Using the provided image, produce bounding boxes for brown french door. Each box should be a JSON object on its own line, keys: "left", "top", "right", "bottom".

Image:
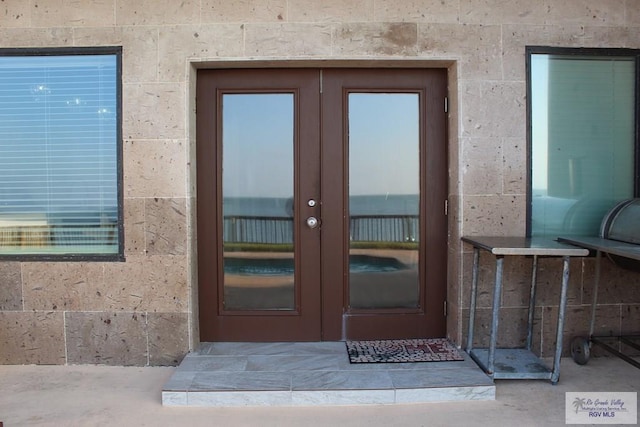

{"left": 197, "top": 68, "right": 447, "bottom": 342}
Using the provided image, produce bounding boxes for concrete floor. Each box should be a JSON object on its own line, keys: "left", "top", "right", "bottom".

{"left": 0, "top": 356, "right": 638, "bottom": 427}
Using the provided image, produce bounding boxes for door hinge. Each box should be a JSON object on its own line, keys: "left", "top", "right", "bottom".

{"left": 443, "top": 300, "right": 447, "bottom": 317}
{"left": 444, "top": 199, "right": 448, "bottom": 216}
{"left": 444, "top": 96, "right": 448, "bottom": 113}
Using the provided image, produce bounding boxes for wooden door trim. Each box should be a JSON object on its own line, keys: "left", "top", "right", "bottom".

{"left": 320, "top": 68, "right": 448, "bottom": 340}
{"left": 196, "top": 69, "right": 322, "bottom": 341}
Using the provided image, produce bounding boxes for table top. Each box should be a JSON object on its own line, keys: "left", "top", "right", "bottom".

{"left": 461, "top": 236, "right": 590, "bottom": 257}
{"left": 558, "top": 236, "right": 640, "bottom": 261}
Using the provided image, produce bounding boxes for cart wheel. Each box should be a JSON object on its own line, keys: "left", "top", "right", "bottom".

{"left": 571, "top": 336, "right": 590, "bottom": 365}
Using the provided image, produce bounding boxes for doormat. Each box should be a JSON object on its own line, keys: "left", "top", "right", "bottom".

{"left": 346, "top": 338, "right": 465, "bottom": 363}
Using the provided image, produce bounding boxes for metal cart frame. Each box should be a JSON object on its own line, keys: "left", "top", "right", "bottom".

{"left": 462, "top": 236, "right": 589, "bottom": 384}
{"left": 558, "top": 236, "right": 640, "bottom": 369}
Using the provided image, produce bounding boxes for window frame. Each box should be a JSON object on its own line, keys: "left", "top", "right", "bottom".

{"left": 525, "top": 46, "right": 640, "bottom": 237}
{"left": 0, "top": 46, "right": 124, "bottom": 262}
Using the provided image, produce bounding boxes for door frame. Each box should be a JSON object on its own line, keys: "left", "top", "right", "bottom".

{"left": 195, "top": 64, "right": 449, "bottom": 342}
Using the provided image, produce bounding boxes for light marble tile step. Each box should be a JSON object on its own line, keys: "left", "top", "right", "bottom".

{"left": 163, "top": 385, "right": 496, "bottom": 407}
{"left": 162, "top": 342, "right": 496, "bottom": 407}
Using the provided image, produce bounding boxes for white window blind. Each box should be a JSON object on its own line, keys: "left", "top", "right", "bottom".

{"left": 0, "top": 52, "right": 120, "bottom": 256}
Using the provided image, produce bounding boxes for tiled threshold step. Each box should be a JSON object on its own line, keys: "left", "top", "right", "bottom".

{"left": 162, "top": 342, "right": 495, "bottom": 407}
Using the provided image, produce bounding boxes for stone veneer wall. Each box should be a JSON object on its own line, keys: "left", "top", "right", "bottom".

{"left": 0, "top": 0, "right": 639, "bottom": 365}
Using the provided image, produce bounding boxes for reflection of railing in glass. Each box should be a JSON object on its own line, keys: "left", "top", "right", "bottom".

{"left": 0, "top": 211, "right": 118, "bottom": 250}
{"left": 350, "top": 215, "right": 418, "bottom": 242}
{"left": 0, "top": 223, "right": 117, "bottom": 248}
{"left": 223, "top": 216, "right": 293, "bottom": 244}
{"left": 222, "top": 215, "right": 419, "bottom": 244}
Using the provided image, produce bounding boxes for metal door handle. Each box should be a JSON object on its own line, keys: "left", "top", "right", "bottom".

{"left": 306, "top": 217, "right": 319, "bottom": 229}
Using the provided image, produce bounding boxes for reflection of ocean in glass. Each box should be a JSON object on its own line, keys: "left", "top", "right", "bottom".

{"left": 223, "top": 195, "right": 418, "bottom": 217}
{"left": 224, "top": 254, "right": 406, "bottom": 276}
{"left": 223, "top": 197, "right": 293, "bottom": 217}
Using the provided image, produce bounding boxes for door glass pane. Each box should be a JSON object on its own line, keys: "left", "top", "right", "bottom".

{"left": 530, "top": 54, "right": 635, "bottom": 237}
{"left": 222, "top": 94, "right": 295, "bottom": 310}
{"left": 348, "top": 93, "right": 420, "bottom": 309}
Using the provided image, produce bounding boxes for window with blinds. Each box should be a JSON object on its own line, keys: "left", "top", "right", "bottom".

{"left": 0, "top": 48, "right": 122, "bottom": 259}
{"left": 527, "top": 47, "right": 639, "bottom": 238}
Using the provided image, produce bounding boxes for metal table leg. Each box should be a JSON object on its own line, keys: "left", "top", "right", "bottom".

{"left": 466, "top": 248, "right": 480, "bottom": 352}
{"left": 551, "top": 255, "right": 570, "bottom": 384}
{"left": 589, "top": 250, "right": 602, "bottom": 339}
{"left": 526, "top": 255, "right": 539, "bottom": 351}
{"left": 487, "top": 255, "right": 504, "bottom": 375}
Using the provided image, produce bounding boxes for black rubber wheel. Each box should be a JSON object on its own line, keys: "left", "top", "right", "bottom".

{"left": 571, "top": 336, "right": 590, "bottom": 365}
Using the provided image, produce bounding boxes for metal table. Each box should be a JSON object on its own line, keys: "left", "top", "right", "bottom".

{"left": 462, "top": 236, "right": 589, "bottom": 384}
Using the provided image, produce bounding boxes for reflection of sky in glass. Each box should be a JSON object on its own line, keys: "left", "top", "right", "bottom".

{"left": 531, "top": 55, "right": 549, "bottom": 194}
{"left": 0, "top": 54, "right": 117, "bottom": 215}
{"left": 221, "top": 92, "right": 420, "bottom": 200}
{"left": 349, "top": 93, "right": 419, "bottom": 196}
{"left": 222, "top": 94, "right": 294, "bottom": 198}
